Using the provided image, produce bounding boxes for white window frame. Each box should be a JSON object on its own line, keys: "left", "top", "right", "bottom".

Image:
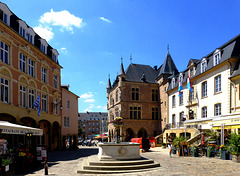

{"left": 1, "top": 41, "right": 9, "bottom": 64}
{"left": 1, "top": 78, "right": 9, "bottom": 103}
{"left": 19, "top": 53, "right": 26, "bottom": 73}
{"left": 215, "top": 103, "right": 221, "bottom": 116}
{"left": 28, "top": 59, "right": 35, "bottom": 77}
{"left": 215, "top": 75, "right": 221, "bottom": 93}
{"left": 189, "top": 87, "right": 194, "bottom": 101}
{"left": 29, "top": 89, "right": 35, "bottom": 109}
{"left": 202, "top": 107, "right": 207, "bottom": 118}
{"left": 53, "top": 98, "right": 59, "bottom": 115}
{"left": 172, "top": 95, "right": 176, "bottom": 108}
{"left": 213, "top": 50, "right": 221, "bottom": 66}
{"left": 20, "top": 85, "right": 27, "bottom": 107}
{"left": 42, "top": 67, "right": 47, "bottom": 83}
{"left": 53, "top": 74, "right": 58, "bottom": 89}
{"left": 172, "top": 78, "right": 175, "bottom": 89}
{"left": 42, "top": 94, "right": 47, "bottom": 112}
{"left": 202, "top": 81, "right": 207, "bottom": 98}
{"left": 40, "top": 39, "right": 48, "bottom": 54}
{"left": 179, "top": 91, "right": 183, "bottom": 105}
{"left": 201, "top": 58, "right": 207, "bottom": 73}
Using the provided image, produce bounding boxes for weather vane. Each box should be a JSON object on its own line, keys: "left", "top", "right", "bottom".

{"left": 130, "top": 54, "right": 132, "bottom": 63}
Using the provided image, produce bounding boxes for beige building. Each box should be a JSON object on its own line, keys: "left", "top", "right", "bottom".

{"left": 61, "top": 85, "right": 79, "bottom": 148}
{"left": 164, "top": 35, "right": 240, "bottom": 143}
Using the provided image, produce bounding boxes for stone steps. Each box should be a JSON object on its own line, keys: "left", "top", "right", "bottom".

{"left": 77, "top": 155, "right": 160, "bottom": 174}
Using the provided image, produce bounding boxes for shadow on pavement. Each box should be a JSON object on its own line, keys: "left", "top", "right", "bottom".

{"left": 15, "top": 147, "right": 98, "bottom": 175}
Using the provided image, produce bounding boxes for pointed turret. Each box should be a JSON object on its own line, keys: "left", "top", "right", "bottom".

{"left": 118, "top": 57, "right": 125, "bottom": 88}
{"left": 119, "top": 57, "right": 125, "bottom": 76}
{"left": 157, "top": 51, "right": 178, "bottom": 81}
{"left": 107, "top": 74, "right": 111, "bottom": 99}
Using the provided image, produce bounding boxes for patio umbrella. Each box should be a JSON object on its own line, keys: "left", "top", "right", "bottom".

{"left": 94, "top": 134, "right": 100, "bottom": 137}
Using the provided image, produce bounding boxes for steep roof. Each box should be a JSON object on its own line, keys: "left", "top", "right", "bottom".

{"left": 158, "top": 52, "right": 178, "bottom": 77}
{"left": 125, "top": 63, "right": 158, "bottom": 83}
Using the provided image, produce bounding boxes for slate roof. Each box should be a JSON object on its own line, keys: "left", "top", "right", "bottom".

{"left": 125, "top": 63, "right": 158, "bottom": 84}
{"left": 168, "top": 34, "right": 240, "bottom": 92}
{"left": 158, "top": 52, "right": 179, "bottom": 77}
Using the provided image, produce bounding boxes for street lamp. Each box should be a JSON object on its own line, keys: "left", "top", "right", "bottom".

{"left": 26, "top": 131, "right": 33, "bottom": 148}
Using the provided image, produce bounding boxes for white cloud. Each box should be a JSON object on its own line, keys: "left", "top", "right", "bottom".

{"left": 33, "top": 24, "right": 54, "bottom": 41}
{"left": 103, "top": 106, "right": 107, "bottom": 110}
{"left": 84, "top": 104, "right": 94, "bottom": 112}
{"left": 81, "top": 92, "right": 93, "bottom": 99}
{"left": 58, "top": 47, "right": 68, "bottom": 54}
{"left": 40, "top": 9, "right": 85, "bottom": 33}
{"left": 99, "top": 17, "right": 112, "bottom": 23}
{"left": 97, "top": 106, "right": 102, "bottom": 109}
{"left": 84, "top": 99, "right": 95, "bottom": 103}
{"left": 99, "top": 81, "right": 104, "bottom": 85}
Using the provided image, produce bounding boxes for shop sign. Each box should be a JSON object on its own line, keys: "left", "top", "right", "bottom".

{"left": 0, "top": 128, "right": 43, "bottom": 136}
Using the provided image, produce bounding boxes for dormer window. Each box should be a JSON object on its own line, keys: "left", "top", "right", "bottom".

{"left": 213, "top": 49, "right": 221, "bottom": 66}
{"left": 172, "top": 78, "right": 175, "bottom": 89}
{"left": 51, "top": 49, "right": 59, "bottom": 63}
{"left": 179, "top": 73, "right": 183, "bottom": 83}
{"left": 26, "top": 33, "right": 32, "bottom": 43}
{"left": 190, "top": 68, "right": 194, "bottom": 77}
{"left": 201, "top": 58, "right": 207, "bottom": 73}
{"left": 0, "top": 4, "right": 12, "bottom": 25}
{"left": 40, "top": 39, "right": 48, "bottom": 54}
{"left": 19, "top": 26, "right": 25, "bottom": 38}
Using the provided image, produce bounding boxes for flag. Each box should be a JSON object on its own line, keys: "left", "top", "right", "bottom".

{"left": 33, "top": 94, "right": 41, "bottom": 116}
{"left": 187, "top": 75, "right": 193, "bottom": 92}
{"left": 178, "top": 77, "right": 183, "bottom": 97}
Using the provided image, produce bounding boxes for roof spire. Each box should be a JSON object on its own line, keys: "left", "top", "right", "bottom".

{"left": 107, "top": 73, "right": 111, "bottom": 89}
{"left": 130, "top": 54, "right": 132, "bottom": 63}
{"left": 119, "top": 57, "right": 125, "bottom": 76}
{"left": 167, "top": 44, "right": 169, "bottom": 53}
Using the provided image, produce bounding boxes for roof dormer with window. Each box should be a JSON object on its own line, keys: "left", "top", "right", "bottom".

{"left": 0, "top": 3, "right": 12, "bottom": 26}
{"left": 26, "top": 28, "right": 35, "bottom": 44}
{"left": 172, "top": 78, "right": 175, "bottom": 89}
{"left": 40, "top": 39, "right": 48, "bottom": 55}
{"left": 51, "top": 49, "right": 59, "bottom": 63}
{"left": 201, "top": 58, "right": 207, "bottom": 73}
{"left": 18, "top": 20, "right": 28, "bottom": 38}
{"left": 213, "top": 49, "right": 221, "bottom": 66}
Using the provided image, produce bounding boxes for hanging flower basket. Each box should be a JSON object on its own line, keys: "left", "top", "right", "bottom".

{"left": 111, "top": 117, "right": 123, "bottom": 126}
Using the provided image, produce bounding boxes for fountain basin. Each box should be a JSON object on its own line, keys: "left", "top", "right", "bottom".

{"left": 98, "top": 142, "right": 141, "bottom": 161}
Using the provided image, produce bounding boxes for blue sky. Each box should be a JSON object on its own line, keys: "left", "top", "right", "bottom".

{"left": 4, "top": 0, "right": 240, "bottom": 112}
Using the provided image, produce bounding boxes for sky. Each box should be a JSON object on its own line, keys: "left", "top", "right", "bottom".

{"left": 3, "top": 0, "right": 240, "bottom": 113}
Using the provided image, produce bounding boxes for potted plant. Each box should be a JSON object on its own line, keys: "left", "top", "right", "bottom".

{"left": 2, "top": 158, "right": 12, "bottom": 173}
{"left": 207, "top": 130, "right": 219, "bottom": 145}
{"left": 173, "top": 136, "right": 186, "bottom": 156}
{"left": 229, "top": 133, "right": 240, "bottom": 162}
{"left": 191, "top": 144, "right": 199, "bottom": 157}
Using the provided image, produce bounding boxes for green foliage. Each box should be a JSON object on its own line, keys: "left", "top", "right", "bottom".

{"left": 78, "top": 128, "right": 83, "bottom": 137}
{"left": 162, "top": 143, "right": 166, "bottom": 146}
{"left": 206, "top": 130, "right": 219, "bottom": 141}
{"left": 2, "top": 158, "right": 11, "bottom": 166}
{"left": 229, "top": 133, "right": 240, "bottom": 155}
{"left": 173, "top": 136, "right": 186, "bottom": 147}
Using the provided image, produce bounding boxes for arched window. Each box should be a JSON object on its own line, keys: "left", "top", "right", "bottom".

{"left": 213, "top": 49, "right": 221, "bottom": 66}
{"left": 201, "top": 58, "right": 207, "bottom": 73}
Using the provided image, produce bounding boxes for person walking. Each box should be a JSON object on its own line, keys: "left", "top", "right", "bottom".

{"left": 168, "top": 135, "right": 173, "bottom": 158}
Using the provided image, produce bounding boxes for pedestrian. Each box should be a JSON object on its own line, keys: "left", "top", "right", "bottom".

{"left": 168, "top": 135, "right": 173, "bottom": 158}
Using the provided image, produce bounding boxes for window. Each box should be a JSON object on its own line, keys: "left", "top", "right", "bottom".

{"left": 1, "top": 78, "right": 9, "bottom": 103}
{"left": 3, "top": 13, "right": 7, "bottom": 24}
{"left": 202, "top": 81, "right": 207, "bottom": 98}
{"left": 152, "top": 107, "right": 159, "bottom": 120}
{"left": 20, "top": 85, "right": 27, "bottom": 107}
{"left": 215, "top": 75, "right": 221, "bottom": 93}
{"left": 116, "top": 89, "right": 118, "bottom": 102}
{"left": 190, "top": 68, "right": 194, "bottom": 77}
{"left": 19, "top": 26, "right": 25, "bottom": 38}
{"left": 89, "top": 122, "right": 91, "bottom": 126}
{"left": 189, "top": 87, "right": 194, "bottom": 101}
{"left": 201, "top": 59, "right": 207, "bottom": 73}
{"left": 130, "top": 106, "right": 141, "bottom": 119}
{"left": 180, "top": 112, "right": 185, "bottom": 121}
{"left": 42, "top": 94, "right": 47, "bottom": 112}
{"left": 1, "top": 41, "right": 9, "bottom": 64}
{"left": 179, "top": 91, "right": 183, "bottom": 105}
{"left": 202, "top": 107, "right": 207, "bottom": 118}
{"left": 172, "top": 95, "right": 176, "bottom": 107}
{"left": 83, "top": 124, "right": 85, "bottom": 128}
{"left": 52, "top": 53, "right": 57, "bottom": 62}
{"left": 26, "top": 33, "right": 33, "bottom": 43}
{"left": 97, "top": 128, "right": 99, "bottom": 132}
{"left": 29, "top": 89, "right": 35, "bottom": 109}
{"left": 42, "top": 67, "right": 47, "bottom": 83}
{"left": 53, "top": 98, "right": 59, "bottom": 115}
{"left": 67, "top": 101, "right": 70, "bottom": 109}
{"left": 172, "top": 114, "right": 176, "bottom": 128}
{"left": 152, "top": 89, "right": 159, "bottom": 101}
{"left": 64, "top": 117, "right": 67, "bottom": 127}
{"left": 93, "top": 123, "right": 95, "bottom": 127}
{"left": 19, "top": 53, "right": 26, "bottom": 73}
{"left": 96, "top": 122, "right": 99, "bottom": 126}
{"left": 53, "top": 74, "right": 58, "bottom": 89}
{"left": 67, "top": 117, "right": 70, "bottom": 127}
{"left": 172, "top": 78, "right": 175, "bottom": 89}
{"left": 214, "top": 51, "right": 221, "bottom": 66}
{"left": 28, "top": 59, "right": 35, "bottom": 77}
{"left": 41, "top": 44, "right": 46, "bottom": 53}
{"left": 215, "top": 103, "right": 221, "bottom": 116}
{"left": 131, "top": 88, "right": 139, "bottom": 100}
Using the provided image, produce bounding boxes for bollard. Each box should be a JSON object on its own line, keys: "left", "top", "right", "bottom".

{"left": 44, "top": 159, "right": 48, "bottom": 175}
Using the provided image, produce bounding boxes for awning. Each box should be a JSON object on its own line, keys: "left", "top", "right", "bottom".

{"left": 184, "top": 118, "right": 213, "bottom": 125}
{"left": 212, "top": 124, "right": 240, "bottom": 130}
{"left": 0, "top": 121, "right": 43, "bottom": 136}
